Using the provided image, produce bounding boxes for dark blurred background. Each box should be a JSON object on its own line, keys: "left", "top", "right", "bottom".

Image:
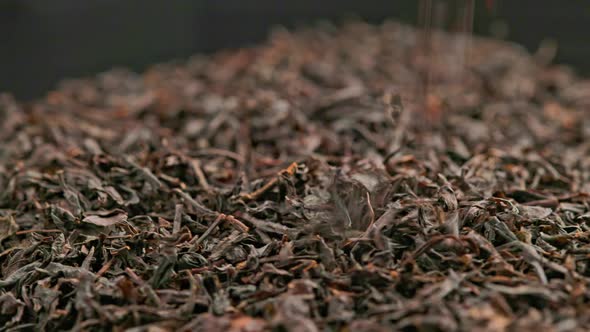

{"left": 1, "top": 0, "right": 589, "bottom": 100}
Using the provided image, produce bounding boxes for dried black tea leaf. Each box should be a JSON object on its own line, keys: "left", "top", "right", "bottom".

{"left": 1, "top": 20, "right": 590, "bottom": 331}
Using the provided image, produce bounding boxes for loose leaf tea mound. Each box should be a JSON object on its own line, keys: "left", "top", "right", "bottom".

{"left": 2, "top": 21, "right": 590, "bottom": 331}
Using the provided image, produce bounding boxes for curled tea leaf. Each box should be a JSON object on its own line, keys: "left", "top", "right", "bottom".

{"left": 82, "top": 212, "right": 128, "bottom": 227}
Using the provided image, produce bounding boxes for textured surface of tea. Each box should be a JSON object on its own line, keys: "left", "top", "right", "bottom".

{"left": 2, "top": 21, "right": 590, "bottom": 331}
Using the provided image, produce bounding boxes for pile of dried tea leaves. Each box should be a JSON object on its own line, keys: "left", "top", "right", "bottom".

{"left": 2, "top": 21, "right": 590, "bottom": 331}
